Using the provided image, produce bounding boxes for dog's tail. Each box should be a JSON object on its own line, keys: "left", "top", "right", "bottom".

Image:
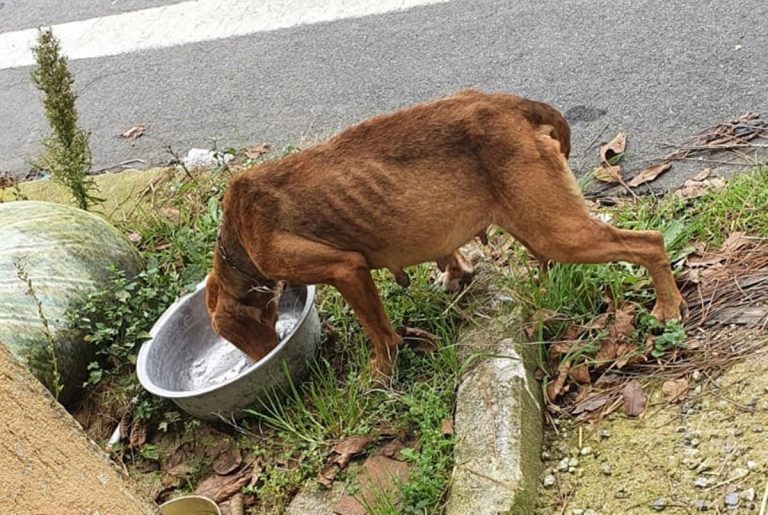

{"left": 519, "top": 99, "right": 571, "bottom": 158}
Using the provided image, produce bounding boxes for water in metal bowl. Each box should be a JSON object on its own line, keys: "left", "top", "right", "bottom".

{"left": 137, "top": 280, "right": 320, "bottom": 420}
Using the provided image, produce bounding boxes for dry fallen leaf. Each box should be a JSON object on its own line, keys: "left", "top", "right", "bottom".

{"left": 662, "top": 378, "right": 689, "bottom": 403}
{"left": 441, "top": 418, "right": 454, "bottom": 437}
{"left": 593, "top": 164, "right": 622, "bottom": 184}
{"left": 0, "top": 172, "right": 16, "bottom": 189}
{"left": 622, "top": 380, "right": 646, "bottom": 417}
{"left": 128, "top": 419, "right": 147, "bottom": 450}
{"left": 627, "top": 162, "right": 672, "bottom": 188}
{"left": 161, "top": 207, "right": 181, "bottom": 224}
{"left": 213, "top": 448, "right": 243, "bottom": 476}
{"left": 676, "top": 177, "right": 726, "bottom": 199}
{"left": 379, "top": 438, "right": 406, "bottom": 460}
{"left": 331, "top": 435, "right": 373, "bottom": 469}
{"left": 571, "top": 392, "right": 612, "bottom": 415}
{"left": 600, "top": 133, "right": 627, "bottom": 164}
{"left": 333, "top": 456, "right": 409, "bottom": 515}
{"left": 120, "top": 125, "right": 145, "bottom": 140}
{"left": 195, "top": 468, "right": 251, "bottom": 503}
{"left": 569, "top": 364, "right": 591, "bottom": 385}
{"left": 692, "top": 168, "right": 711, "bottom": 181}
{"left": 244, "top": 144, "right": 271, "bottom": 159}
{"left": 546, "top": 362, "right": 571, "bottom": 402}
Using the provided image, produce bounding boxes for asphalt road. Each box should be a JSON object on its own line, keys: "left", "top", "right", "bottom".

{"left": 1, "top": 0, "right": 766, "bottom": 189}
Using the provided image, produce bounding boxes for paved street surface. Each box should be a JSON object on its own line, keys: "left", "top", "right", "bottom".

{"left": 0, "top": 0, "right": 765, "bottom": 189}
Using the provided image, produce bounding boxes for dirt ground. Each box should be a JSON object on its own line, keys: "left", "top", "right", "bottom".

{"left": 537, "top": 328, "right": 768, "bottom": 514}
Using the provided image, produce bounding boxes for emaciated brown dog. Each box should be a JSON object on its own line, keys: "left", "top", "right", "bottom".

{"left": 205, "top": 90, "right": 684, "bottom": 379}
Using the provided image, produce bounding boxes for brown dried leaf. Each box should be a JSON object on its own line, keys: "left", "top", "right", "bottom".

{"left": 0, "top": 172, "right": 16, "bottom": 189}
{"left": 627, "top": 162, "right": 672, "bottom": 188}
{"left": 571, "top": 392, "right": 611, "bottom": 415}
{"left": 662, "top": 378, "right": 689, "bottom": 403}
{"left": 594, "top": 164, "right": 622, "bottom": 184}
{"left": 333, "top": 456, "right": 409, "bottom": 515}
{"left": 600, "top": 133, "right": 627, "bottom": 164}
{"left": 548, "top": 340, "right": 575, "bottom": 361}
{"left": 120, "top": 125, "right": 145, "bottom": 140}
{"left": 569, "top": 364, "right": 591, "bottom": 385}
{"left": 676, "top": 177, "right": 726, "bottom": 199}
{"left": 332, "top": 435, "right": 373, "bottom": 469}
{"left": 594, "top": 338, "right": 619, "bottom": 367}
{"left": 161, "top": 207, "right": 181, "bottom": 224}
{"left": 692, "top": 168, "right": 711, "bottom": 181}
{"left": 244, "top": 144, "right": 271, "bottom": 159}
{"left": 378, "top": 439, "right": 406, "bottom": 460}
{"left": 128, "top": 419, "right": 147, "bottom": 450}
{"left": 161, "top": 442, "right": 191, "bottom": 472}
{"left": 318, "top": 463, "right": 339, "bottom": 488}
{"left": 195, "top": 468, "right": 251, "bottom": 503}
{"left": 546, "top": 362, "right": 571, "bottom": 402}
{"left": 594, "top": 373, "right": 622, "bottom": 389}
{"left": 213, "top": 448, "right": 243, "bottom": 476}
{"left": 622, "top": 380, "right": 646, "bottom": 417}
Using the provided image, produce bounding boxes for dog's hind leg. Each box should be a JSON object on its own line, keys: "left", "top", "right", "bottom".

{"left": 257, "top": 234, "right": 403, "bottom": 380}
{"left": 436, "top": 250, "right": 474, "bottom": 292}
{"left": 501, "top": 185, "right": 683, "bottom": 322}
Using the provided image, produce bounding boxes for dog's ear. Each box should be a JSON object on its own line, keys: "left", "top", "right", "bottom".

{"left": 205, "top": 273, "right": 220, "bottom": 314}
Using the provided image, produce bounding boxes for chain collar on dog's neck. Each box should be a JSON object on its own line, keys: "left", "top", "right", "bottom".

{"left": 215, "top": 228, "right": 275, "bottom": 294}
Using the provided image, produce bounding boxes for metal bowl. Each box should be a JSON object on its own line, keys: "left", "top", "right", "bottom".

{"left": 137, "top": 280, "right": 321, "bottom": 420}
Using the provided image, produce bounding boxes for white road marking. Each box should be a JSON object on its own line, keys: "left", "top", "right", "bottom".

{"left": 0, "top": 0, "right": 449, "bottom": 70}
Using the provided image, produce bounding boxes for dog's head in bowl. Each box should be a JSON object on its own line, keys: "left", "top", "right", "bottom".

{"left": 205, "top": 243, "right": 284, "bottom": 363}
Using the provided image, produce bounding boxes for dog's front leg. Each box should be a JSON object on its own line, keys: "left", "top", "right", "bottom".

{"left": 260, "top": 235, "right": 403, "bottom": 382}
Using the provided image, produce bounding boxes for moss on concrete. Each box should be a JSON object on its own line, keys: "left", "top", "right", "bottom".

{"left": 1, "top": 168, "right": 170, "bottom": 221}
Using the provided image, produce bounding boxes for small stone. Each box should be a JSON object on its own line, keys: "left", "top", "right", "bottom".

{"left": 693, "top": 500, "right": 710, "bottom": 511}
{"left": 601, "top": 464, "right": 612, "bottom": 476}
{"left": 568, "top": 466, "right": 577, "bottom": 473}
{"left": 695, "top": 460, "right": 713, "bottom": 473}
{"left": 694, "top": 476, "right": 710, "bottom": 488}
{"left": 542, "top": 450, "right": 551, "bottom": 460}
{"left": 747, "top": 461, "right": 758, "bottom": 470}
{"left": 690, "top": 438, "right": 701, "bottom": 448}
{"left": 676, "top": 426, "right": 687, "bottom": 433}
{"left": 580, "top": 446, "right": 592, "bottom": 456}
{"left": 752, "top": 426, "right": 764, "bottom": 433}
{"left": 557, "top": 457, "right": 570, "bottom": 472}
{"left": 682, "top": 448, "right": 700, "bottom": 458}
{"left": 584, "top": 510, "right": 597, "bottom": 515}
{"left": 543, "top": 474, "right": 556, "bottom": 488}
{"left": 732, "top": 427, "right": 744, "bottom": 437}
{"left": 724, "top": 492, "right": 739, "bottom": 507}
{"left": 763, "top": 385, "right": 768, "bottom": 394}
{"left": 570, "top": 458, "right": 580, "bottom": 467}
{"left": 600, "top": 429, "right": 611, "bottom": 439}
{"left": 692, "top": 370, "right": 701, "bottom": 381}
{"left": 571, "top": 510, "right": 584, "bottom": 515}
{"left": 731, "top": 467, "right": 748, "bottom": 479}
{"left": 742, "top": 488, "right": 756, "bottom": 502}
{"left": 652, "top": 498, "right": 667, "bottom": 511}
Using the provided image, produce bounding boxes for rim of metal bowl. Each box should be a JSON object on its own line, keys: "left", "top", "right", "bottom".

{"left": 136, "top": 283, "right": 316, "bottom": 399}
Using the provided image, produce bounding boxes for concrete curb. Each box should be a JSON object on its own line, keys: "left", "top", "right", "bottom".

{"left": 446, "top": 313, "right": 544, "bottom": 515}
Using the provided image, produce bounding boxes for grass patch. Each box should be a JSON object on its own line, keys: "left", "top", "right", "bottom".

{"left": 13, "top": 148, "right": 764, "bottom": 512}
